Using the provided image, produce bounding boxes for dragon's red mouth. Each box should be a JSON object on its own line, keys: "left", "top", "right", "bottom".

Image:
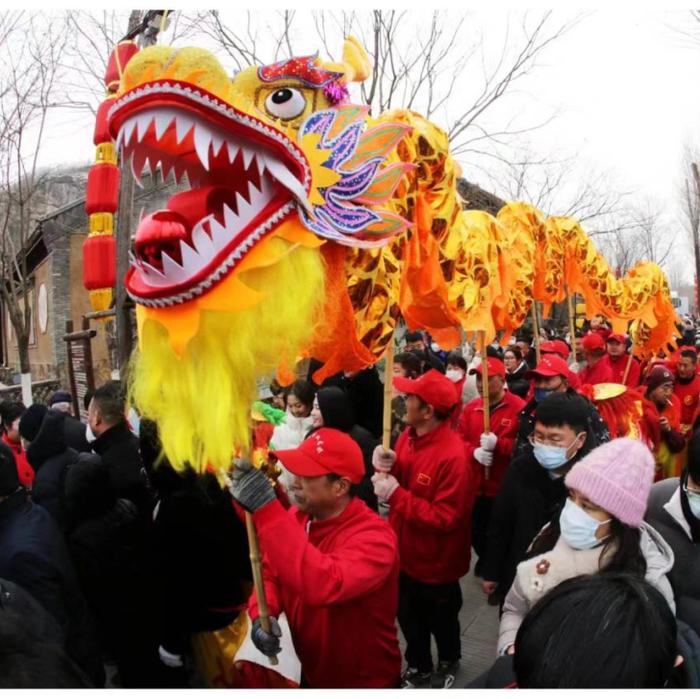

{"left": 108, "top": 80, "right": 311, "bottom": 307}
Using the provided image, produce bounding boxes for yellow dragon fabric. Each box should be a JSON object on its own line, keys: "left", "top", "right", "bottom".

{"left": 105, "top": 39, "right": 677, "bottom": 473}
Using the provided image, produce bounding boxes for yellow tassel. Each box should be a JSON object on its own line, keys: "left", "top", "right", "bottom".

{"left": 89, "top": 288, "right": 113, "bottom": 312}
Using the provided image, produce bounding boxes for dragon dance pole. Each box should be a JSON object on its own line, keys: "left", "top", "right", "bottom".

{"left": 479, "top": 331, "right": 491, "bottom": 481}
{"left": 567, "top": 287, "right": 577, "bottom": 364}
{"left": 382, "top": 338, "right": 395, "bottom": 452}
{"left": 241, "top": 438, "right": 278, "bottom": 666}
{"left": 622, "top": 346, "right": 635, "bottom": 386}
{"left": 531, "top": 303, "right": 541, "bottom": 364}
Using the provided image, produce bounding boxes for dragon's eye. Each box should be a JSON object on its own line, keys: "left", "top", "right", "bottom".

{"left": 264, "top": 88, "right": 306, "bottom": 120}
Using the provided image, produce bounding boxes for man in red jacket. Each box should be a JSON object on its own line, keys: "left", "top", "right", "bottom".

{"left": 457, "top": 358, "right": 525, "bottom": 573}
{"left": 673, "top": 348, "right": 700, "bottom": 436}
{"left": 229, "top": 427, "right": 401, "bottom": 689}
{"left": 602, "top": 333, "right": 641, "bottom": 387}
{"left": 372, "top": 369, "right": 477, "bottom": 689}
{"left": 578, "top": 332, "right": 614, "bottom": 386}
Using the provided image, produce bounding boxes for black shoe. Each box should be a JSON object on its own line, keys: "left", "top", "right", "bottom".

{"left": 430, "top": 660, "right": 459, "bottom": 689}
{"left": 401, "top": 667, "right": 432, "bottom": 688}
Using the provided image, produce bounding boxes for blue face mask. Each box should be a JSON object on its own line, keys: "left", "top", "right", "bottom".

{"left": 684, "top": 485, "right": 700, "bottom": 520}
{"left": 559, "top": 498, "right": 611, "bottom": 550}
{"left": 534, "top": 387, "right": 554, "bottom": 403}
{"left": 532, "top": 434, "right": 583, "bottom": 471}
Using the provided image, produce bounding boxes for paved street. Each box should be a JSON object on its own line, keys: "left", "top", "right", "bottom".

{"left": 397, "top": 557, "right": 501, "bottom": 688}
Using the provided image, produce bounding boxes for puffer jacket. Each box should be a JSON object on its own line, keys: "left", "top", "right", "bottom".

{"left": 497, "top": 522, "right": 675, "bottom": 654}
{"left": 271, "top": 412, "right": 315, "bottom": 498}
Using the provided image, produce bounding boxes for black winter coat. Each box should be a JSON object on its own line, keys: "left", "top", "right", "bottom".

{"left": 25, "top": 410, "right": 79, "bottom": 530}
{"left": 91, "top": 420, "right": 152, "bottom": 517}
{"left": 480, "top": 450, "right": 573, "bottom": 598}
{"left": 0, "top": 491, "right": 104, "bottom": 686}
{"left": 152, "top": 469, "right": 251, "bottom": 654}
{"left": 58, "top": 411, "right": 91, "bottom": 453}
{"left": 323, "top": 367, "right": 385, "bottom": 439}
{"left": 505, "top": 363, "right": 530, "bottom": 399}
{"left": 512, "top": 388, "right": 610, "bottom": 460}
{"left": 0, "top": 577, "right": 92, "bottom": 688}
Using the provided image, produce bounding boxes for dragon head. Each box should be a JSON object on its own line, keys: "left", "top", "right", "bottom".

{"left": 108, "top": 39, "right": 409, "bottom": 314}
{"left": 109, "top": 40, "right": 413, "bottom": 471}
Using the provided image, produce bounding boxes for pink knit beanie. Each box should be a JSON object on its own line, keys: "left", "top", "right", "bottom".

{"left": 564, "top": 438, "right": 654, "bottom": 527}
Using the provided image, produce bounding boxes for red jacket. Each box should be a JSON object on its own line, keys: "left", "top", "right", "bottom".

{"left": 457, "top": 391, "right": 526, "bottom": 498}
{"left": 673, "top": 374, "right": 700, "bottom": 432}
{"left": 388, "top": 420, "right": 477, "bottom": 584}
{"left": 249, "top": 498, "right": 401, "bottom": 688}
{"left": 578, "top": 357, "right": 614, "bottom": 386}
{"left": 3, "top": 434, "right": 34, "bottom": 488}
{"left": 603, "top": 354, "right": 641, "bottom": 387}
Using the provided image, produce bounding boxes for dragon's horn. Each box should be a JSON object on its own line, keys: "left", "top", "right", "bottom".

{"left": 324, "top": 36, "right": 372, "bottom": 84}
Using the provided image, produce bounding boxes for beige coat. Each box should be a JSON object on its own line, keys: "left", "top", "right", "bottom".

{"left": 497, "top": 521, "right": 676, "bottom": 654}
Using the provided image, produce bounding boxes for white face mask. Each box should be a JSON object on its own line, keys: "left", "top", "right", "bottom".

{"left": 684, "top": 485, "right": 700, "bottom": 520}
{"left": 445, "top": 369, "right": 465, "bottom": 383}
{"left": 85, "top": 423, "right": 97, "bottom": 444}
{"left": 559, "top": 498, "right": 611, "bottom": 550}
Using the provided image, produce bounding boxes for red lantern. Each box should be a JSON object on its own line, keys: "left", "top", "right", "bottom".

{"left": 83, "top": 235, "right": 116, "bottom": 290}
{"left": 93, "top": 97, "right": 117, "bottom": 146}
{"left": 85, "top": 163, "right": 120, "bottom": 215}
{"left": 104, "top": 41, "right": 139, "bottom": 90}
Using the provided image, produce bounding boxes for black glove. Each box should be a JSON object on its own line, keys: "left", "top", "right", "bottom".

{"left": 229, "top": 459, "right": 276, "bottom": 512}
{"left": 251, "top": 616, "right": 282, "bottom": 657}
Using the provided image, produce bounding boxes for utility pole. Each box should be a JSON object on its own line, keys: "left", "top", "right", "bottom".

{"left": 114, "top": 10, "right": 170, "bottom": 378}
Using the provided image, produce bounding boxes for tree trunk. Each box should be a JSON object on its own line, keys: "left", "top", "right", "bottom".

{"left": 114, "top": 10, "right": 142, "bottom": 379}
{"left": 692, "top": 163, "right": 700, "bottom": 315}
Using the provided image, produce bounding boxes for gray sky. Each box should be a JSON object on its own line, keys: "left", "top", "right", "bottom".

{"left": 35, "top": 7, "right": 700, "bottom": 285}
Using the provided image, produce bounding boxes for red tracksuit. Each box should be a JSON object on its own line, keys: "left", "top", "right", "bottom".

{"left": 673, "top": 374, "right": 700, "bottom": 433}
{"left": 249, "top": 498, "right": 401, "bottom": 688}
{"left": 578, "top": 357, "right": 614, "bottom": 386}
{"left": 457, "top": 391, "right": 526, "bottom": 498}
{"left": 603, "top": 354, "right": 641, "bottom": 387}
{"left": 3, "top": 433, "right": 34, "bottom": 488}
{"left": 387, "top": 420, "right": 477, "bottom": 584}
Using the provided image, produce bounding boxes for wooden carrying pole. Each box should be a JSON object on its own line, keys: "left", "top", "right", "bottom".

{"left": 241, "top": 439, "right": 278, "bottom": 666}
{"left": 622, "top": 347, "right": 635, "bottom": 386}
{"left": 382, "top": 339, "right": 395, "bottom": 451}
{"left": 531, "top": 303, "right": 541, "bottom": 364}
{"left": 479, "top": 331, "right": 491, "bottom": 481}
{"left": 245, "top": 512, "right": 278, "bottom": 665}
{"left": 567, "top": 289, "right": 577, "bottom": 364}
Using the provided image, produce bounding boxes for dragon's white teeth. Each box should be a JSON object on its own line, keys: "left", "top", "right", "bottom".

{"left": 175, "top": 114, "right": 194, "bottom": 144}
{"left": 121, "top": 117, "right": 138, "bottom": 148}
{"left": 241, "top": 146, "right": 255, "bottom": 170}
{"left": 142, "top": 260, "right": 166, "bottom": 279}
{"left": 136, "top": 114, "right": 153, "bottom": 141}
{"left": 256, "top": 155, "right": 267, "bottom": 178}
{"left": 193, "top": 124, "right": 211, "bottom": 171}
{"left": 211, "top": 133, "right": 224, "bottom": 157}
{"left": 226, "top": 140, "right": 239, "bottom": 164}
{"left": 130, "top": 150, "right": 147, "bottom": 188}
{"left": 210, "top": 214, "right": 231, "bottom": 248}
{"left": 161, "top": 251, "right": 188, "bottom": 282}
{"left": 154, "top": 110, "right": 175, "bottom": 140}
{"left": 179, "top": 239, "right": 203, "bottom": 271}
{"left": 192, "top": 221, "right": 216, "bottom": 259}
{"left": 262, "top": 155, "right": 309, "bottom": 210}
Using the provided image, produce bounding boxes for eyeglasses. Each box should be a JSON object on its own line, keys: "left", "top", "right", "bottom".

{"left": 528, "top": 433, "right": 583, "bottom": 449}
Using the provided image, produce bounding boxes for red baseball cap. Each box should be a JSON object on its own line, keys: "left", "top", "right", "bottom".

{"left": 540, "top": 340, "right": 570, "bottom": 360}
{"left": 270, "top": 428, "right": 364, "bottom": 484}
{"left": 468, "top": 357, "right": 506, "bottom": 379}
{"left": 582, "top": 333, "right": 606, "bottom": 352}
{"left": 606, "top": 333, "right": 626, "bottom": 345}
{"left": 393, "top": 368, "right": 459, "bottom": 413}
{"left": 525, "top": 354, "right": 571, "bottom": 380}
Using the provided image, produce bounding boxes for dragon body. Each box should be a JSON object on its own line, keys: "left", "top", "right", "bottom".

{"left": 106, "top": 39, "right": 677, "bottom": 473}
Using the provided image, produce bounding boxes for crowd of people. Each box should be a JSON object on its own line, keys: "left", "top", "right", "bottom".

{"left": 4, "top": 314, "right": 700, "bottom": 688}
